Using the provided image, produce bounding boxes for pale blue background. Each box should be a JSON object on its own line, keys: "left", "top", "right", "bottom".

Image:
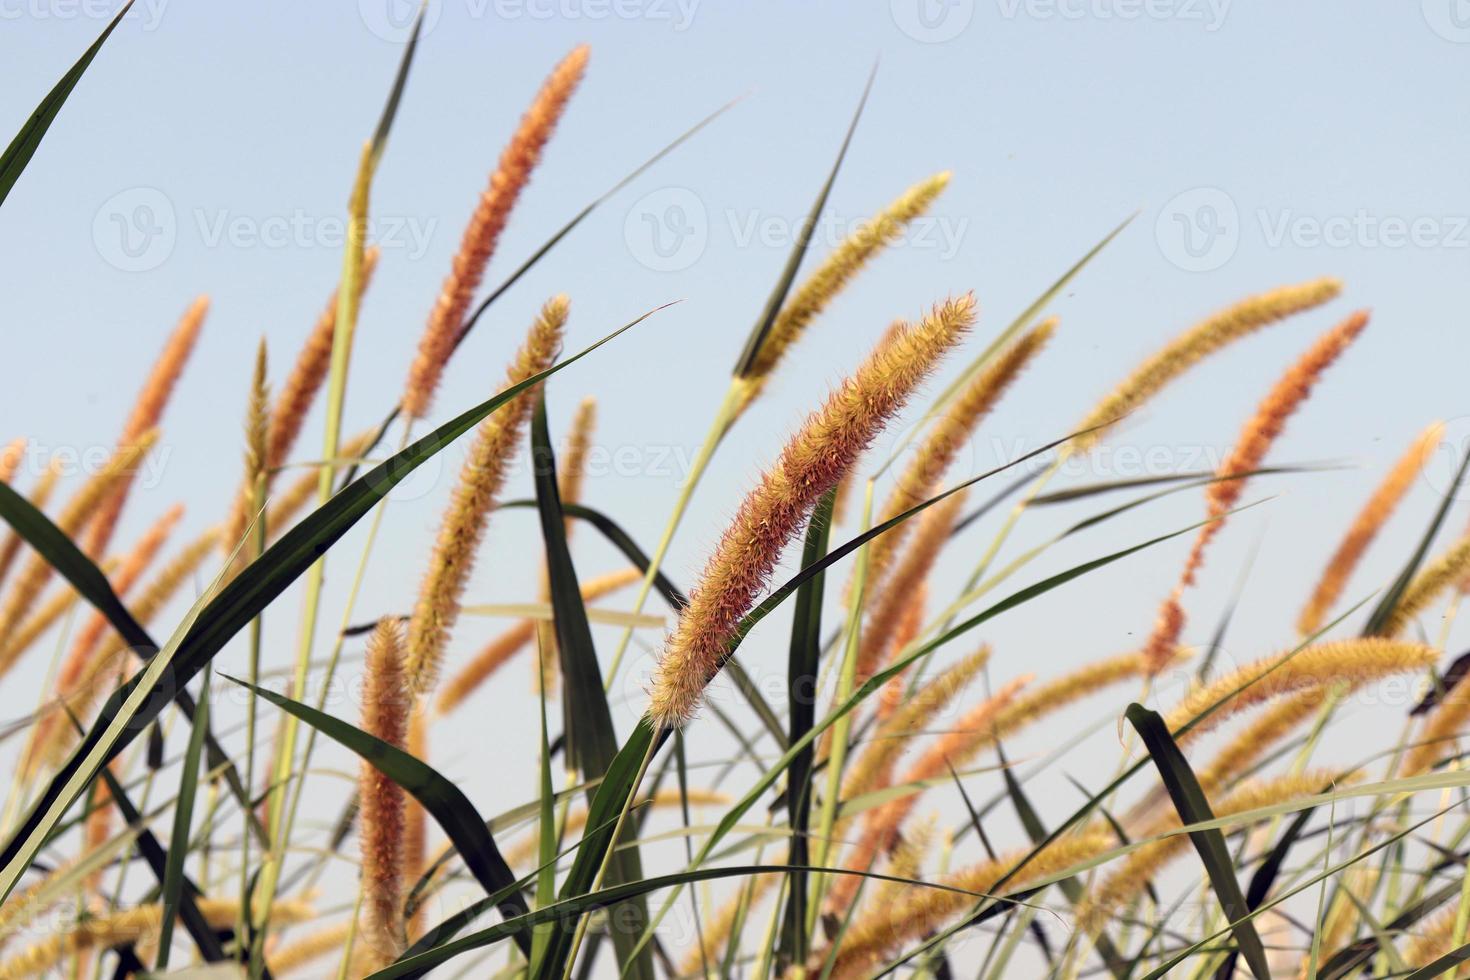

{"left": 2, "top": 0, "right": 1469, "bottom": 965}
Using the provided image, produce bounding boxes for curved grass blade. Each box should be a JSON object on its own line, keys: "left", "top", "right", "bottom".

{"left": 155, "top": 667, "right": 211, "bottom": 971}
{"left": 0, "top": 479, "right": 268, "bottom": 850}
{"left": 1364, "top": 445, "right": 1470, "bottom": 635}
{"left": 0, "top": 0, "right": 134, "bottom": 210}
{"left": 92, "top": 754, "right": 227, "bottom": 964}
{"left": 336, "top": 99, "right": 736, "bottom": 492}
{"left": 224, "top": 674, "right": 533, "bottom": 957}
{"left": 732, "top": 65, "right": 874, "bottom": 377}
{"left": 778, "top": 487, "right": 835, "bottom": 969}
{"left": 530, "top": 393, "right": 653, "bottom": 980}
{"left": 1212, "top": 802, "right": 1316, "bottom": 980}
{"left": 1124, "top": 703, "right": 1271, "bottom": 980}
{"left": 1405, "top": 945, "right": 1470, "bottom": 980}
{"left": 0, "top": 312, "right": 647, "bottom": 899}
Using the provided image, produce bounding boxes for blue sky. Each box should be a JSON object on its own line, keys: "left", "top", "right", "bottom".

{"left": 2, "top": 0, "right": 1469, "bottom": 952}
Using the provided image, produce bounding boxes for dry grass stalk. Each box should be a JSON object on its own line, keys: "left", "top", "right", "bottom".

{"left": 1078, "top": 771, "right": 1344, "bottom": 936}
{"left": 38, "top": 525, "right": 222, "bottom": 765}
{"left": 1298, "top": 422, "right": 1442, "bottom": 635}
{"left": 855, "top": 488, "right": 967, "bottom": 687}
{"left": 824, "top": 675, "right": 1028, "bottom": 916}
{"left": 1163, "top": 639, "right": 1435, "bottom": 744}
{"left": 358, "top": 618, "right": 411, "bottom": 968}
{"left": 862, "top": 317, "right": 1053, "bottom": 597}
{"left": 0, "top": 898, "right": 313, "bottom": 980}
{"left": 403, "top": 702, "right": 429, "bottom": 941}
{"left": 267, "top": 920, "right": 354, "bottom": 975}
{"left": 835, "top": 645, "right": 992, "bottom": 834}
{"left": 876, "top": 584, "right": 927, "bottom": 723}
{"left": 1142, "top": 310, "right": 1369, "bottom": 672}
{"left": 502, "top": 788, "right": 729, "bottom": 868}
{"left": 823, "top": 831, "right": 1113, "bottom": 979}
{"left": 402, "top": 47, "right": 588, "bottom": 420}
{"left": 0, "top": 459, "right": 61, "bottom": 594}
{"left": 649, "top": 295, "right": 976, "bottom": 728}
{"left": 405, "top": 296, "right": 567, "bottom": 693}
{"left": 1071, "top": 277, "right": 1342, "bottom": 452}
{"left": 22, "top": 506, "right": 183, "bottom": 774}
{"left": 740, "top": 172, "right": 952, "bottom": 397}
{"left": 84, "top": 296, "right": 206, "bottom": 559}
{"left": 1402, "top": 670, "right": 1470, "bottom": 777}
{"left": 1382, "top": 531, "right": 1470, "bottom": 639}
{"left": 679, "top": 866, "right": 781, "bottom": 975}
{"left": 0, "top": 431, "right": 158, "bottom": 678}
{"left": 436, "top": 566, "right": 639, "bottom": 715}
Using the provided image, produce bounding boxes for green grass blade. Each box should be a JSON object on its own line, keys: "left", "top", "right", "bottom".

{"left": 777, "top": 487, "right": 835, "bottom": 969}
{"left": 0, "top": 480, "right": 267, "bottom": 850}
{"left": 0, "top": 0, "right": 134, "bottom": 211}
{"left": 731, "top": 65, "right": 874, "bottom": 378}
{"left": 1124, "top": 703, "right": 1271, "bottom": 980}
{"left": 224, "top": 675, "right": 533, "bottom": 956}
{"left": 155, "top": 666, "right": 211, "bottom": 971}
{"left": 1364, "top": 446, "right": 1470, "bottom": 635}
{"left": 0, "top": 312, "right": 646, "bottom": 898}
{"left": 529, "top": 393, "right": 653, "bottom": 980}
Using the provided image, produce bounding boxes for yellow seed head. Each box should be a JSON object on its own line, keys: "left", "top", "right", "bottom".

{"left": 405, "top": 296, "right": 568, "bottom": 693}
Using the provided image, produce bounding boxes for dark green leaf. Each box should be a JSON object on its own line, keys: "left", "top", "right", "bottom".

{"left": 1124, "top": 703, "right": 1271, "bottom": 980}
{"left": 223, "top": 675, "right": 532, "bottom": 956}
{"left": 156, "top": 667, "right": 210, "bottom": 970}
{"left": 0, "top": 0, "right": 134, "bottom": 210}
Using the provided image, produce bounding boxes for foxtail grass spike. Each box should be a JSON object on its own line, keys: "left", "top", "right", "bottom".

{"left": 648, "top": 294, "right": 976, "bottom": 728}
{"left": 405, "top": 295, "right": 567, "bottom": 693}
{"left": 84, "top": 296, "right": 206, "bottom": 558}
{"left": 1072, "top": 277, "right": 1342, "bottom": 452}
{"left": 739, "top": 171, "right": 952, "bottom": 399}
{"left": 1142, "top": 309, "right": 1369, "bottom": 672}
{"left": 402, "top": 46, "right": 588, "bottom": 420}
{"left": 1298, "top": 421, "right": 1442, "bottom": 635}
{"left": 358, "top": 618, "right": 411, "bottom": 968}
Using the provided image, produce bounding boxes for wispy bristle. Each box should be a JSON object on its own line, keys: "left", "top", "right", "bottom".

{"left": 405, "top": 296, "right": 568, "bottom": 693}
{"left": 648, "top": 295, "right": 976, "bottom": 728}
{"left": 402, "top": 47, "right": 588, "bottom": 420}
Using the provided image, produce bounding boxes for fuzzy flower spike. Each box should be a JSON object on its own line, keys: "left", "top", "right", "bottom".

{"left": 648, "top": 294, "right": 976, "bottom": 728}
